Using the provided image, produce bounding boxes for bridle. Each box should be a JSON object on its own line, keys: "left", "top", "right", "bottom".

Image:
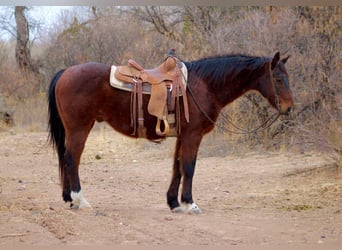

{"left": 186, "top": 60, "right": 282, "bottom": 135}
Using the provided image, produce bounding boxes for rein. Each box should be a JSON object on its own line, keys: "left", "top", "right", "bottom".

{"left": 186, "top": 60, "right": 281, "bottom": 135}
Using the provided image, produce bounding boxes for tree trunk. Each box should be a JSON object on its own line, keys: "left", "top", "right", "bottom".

{"left": 14, "top": 6, "right": 38, "bottom": 74}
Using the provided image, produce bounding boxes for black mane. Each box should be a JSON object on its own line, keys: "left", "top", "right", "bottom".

{"left": 184, "top": 54, "right": 269, "bottom": 88}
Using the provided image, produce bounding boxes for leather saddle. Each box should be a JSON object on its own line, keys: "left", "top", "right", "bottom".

{"left": 118, "top": 56, "right": 177, "bottom": 84}
{"left": 114, "top": 56, "right": 189, "bottom": 138}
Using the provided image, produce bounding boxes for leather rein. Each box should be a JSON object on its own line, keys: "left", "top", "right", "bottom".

{"left": 186, "top": 60, "right": 281, "bottom": 135}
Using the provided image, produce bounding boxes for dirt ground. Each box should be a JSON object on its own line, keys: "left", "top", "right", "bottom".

{"left": 0, "top": 129, "right": 341, "bottom": 246}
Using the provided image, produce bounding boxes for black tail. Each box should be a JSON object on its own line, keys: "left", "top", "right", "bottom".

{"left": 48, "top": 69, "right": 66, "bottom": 167}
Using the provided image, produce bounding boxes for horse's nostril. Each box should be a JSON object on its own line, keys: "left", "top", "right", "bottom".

{"left": 287, "top": 107, "right": 293, "bottom": 114}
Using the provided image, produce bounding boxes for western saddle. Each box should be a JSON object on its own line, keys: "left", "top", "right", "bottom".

{"left": 114, "top": 56, "right": 189, "bottom": 138}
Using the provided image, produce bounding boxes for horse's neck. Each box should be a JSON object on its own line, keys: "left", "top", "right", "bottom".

{"left": 186, "top": 73, "right": 253, "bottom": 125}
{"left": 187, "top": 56, "right": 266, "bottom": 111}
{"left": 213, "top": 74, "right": 255, "bottom": 108}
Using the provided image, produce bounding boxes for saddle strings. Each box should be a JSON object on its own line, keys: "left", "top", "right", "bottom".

{"left": 130, "top": 78, "right": 138, "bottom": 135}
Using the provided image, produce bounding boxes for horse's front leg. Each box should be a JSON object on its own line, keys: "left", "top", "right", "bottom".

{"left": 167, "top": 138, "right": 183, "bottom": 212}
{"left": 180, "top": 150, "right": 201, "bottom": 214}
{"left": 167, "top": 135, "right": 202, "bottom": 214}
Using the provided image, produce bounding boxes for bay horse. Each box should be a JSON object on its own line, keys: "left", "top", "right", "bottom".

{"left": 48, "top": 52, "right": 294, "bottom": 213}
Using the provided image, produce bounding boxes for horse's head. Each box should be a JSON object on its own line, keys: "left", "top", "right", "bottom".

{"left": 256, "top": 52, "right": 294, "bottom": 115}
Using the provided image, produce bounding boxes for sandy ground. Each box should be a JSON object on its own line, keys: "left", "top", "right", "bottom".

{"left": 0, "top": 129, "right": 341, "bottom": 246}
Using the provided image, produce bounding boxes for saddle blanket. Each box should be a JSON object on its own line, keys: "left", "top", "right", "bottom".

{"left": 109, "top": 62, "right": 188, "bottom": 94}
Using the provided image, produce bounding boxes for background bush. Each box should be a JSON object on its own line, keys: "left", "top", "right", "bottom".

{"left": 0, "top": 6, "right": 341, "bottom": 164}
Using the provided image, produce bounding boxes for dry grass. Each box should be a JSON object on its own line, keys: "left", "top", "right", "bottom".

{"left": 9, "top": 94, "right": 48, "bottom": 132}
{"left": 0, "top": 7, "right": 341, "bottom": 165}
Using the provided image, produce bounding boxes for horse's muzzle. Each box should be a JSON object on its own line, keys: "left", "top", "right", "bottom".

{"left": 280, "top": 106, "right": 294, "bottom": 116}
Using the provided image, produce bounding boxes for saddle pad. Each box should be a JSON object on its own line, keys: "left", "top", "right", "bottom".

{"left": 109, "top": 63, "right": 188, "bottom": 94}
{"left": 110, "top": 65, "right": 151, "bottom": 94}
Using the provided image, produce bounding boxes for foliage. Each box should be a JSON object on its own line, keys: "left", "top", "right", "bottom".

{"left": 0, "top": 6, "right": 340, "bottom": 164}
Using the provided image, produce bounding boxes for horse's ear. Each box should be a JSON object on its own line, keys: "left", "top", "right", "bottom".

{"left": 271, "top": 52, "right": 280, "bottom": 70}
{"left": 281, "top": 55, "right": 290, "bottom": 64}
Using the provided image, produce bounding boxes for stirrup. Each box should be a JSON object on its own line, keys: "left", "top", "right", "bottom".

{"left": 156, "top": 118, "right": 170, "bottom": 136}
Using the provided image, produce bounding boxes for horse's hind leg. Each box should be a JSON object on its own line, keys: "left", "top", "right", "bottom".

{"left": 62, "top": 125, "right": 93, "bottom": 209}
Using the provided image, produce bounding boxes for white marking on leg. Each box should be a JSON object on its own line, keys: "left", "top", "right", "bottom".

{"left": 171, "top": 206, "right": 185, "bottom": 213}
{"left": 70, "top": 190, "right": 92, "bottom": 209}
{"left": 183, "top": 202, "right": 201, "bottom": 214}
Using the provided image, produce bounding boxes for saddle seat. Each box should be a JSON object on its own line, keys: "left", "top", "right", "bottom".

{"left": 116, "top": 56, "right": 178, "bottom": 85}
{"left": 127, "top": 56, "right": 177, "bottom": 84}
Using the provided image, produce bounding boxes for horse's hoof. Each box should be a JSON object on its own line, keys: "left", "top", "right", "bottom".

{"left": 171, "top": 203, "right": 201, "bottom": 214}
{"left": 171, "top": 206, "right": 185, "bottom": 213}
{"left": 70, "top": 203, "right": 80, "bottom": 209}
{"left": 70, "top": 191, "right": 92, "bottom": 209}
{"left": 70, "top": 201, "right": 92, "bottom": 209}
{"left": 184, "top": 203, "right": 201, "bottom": 214}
